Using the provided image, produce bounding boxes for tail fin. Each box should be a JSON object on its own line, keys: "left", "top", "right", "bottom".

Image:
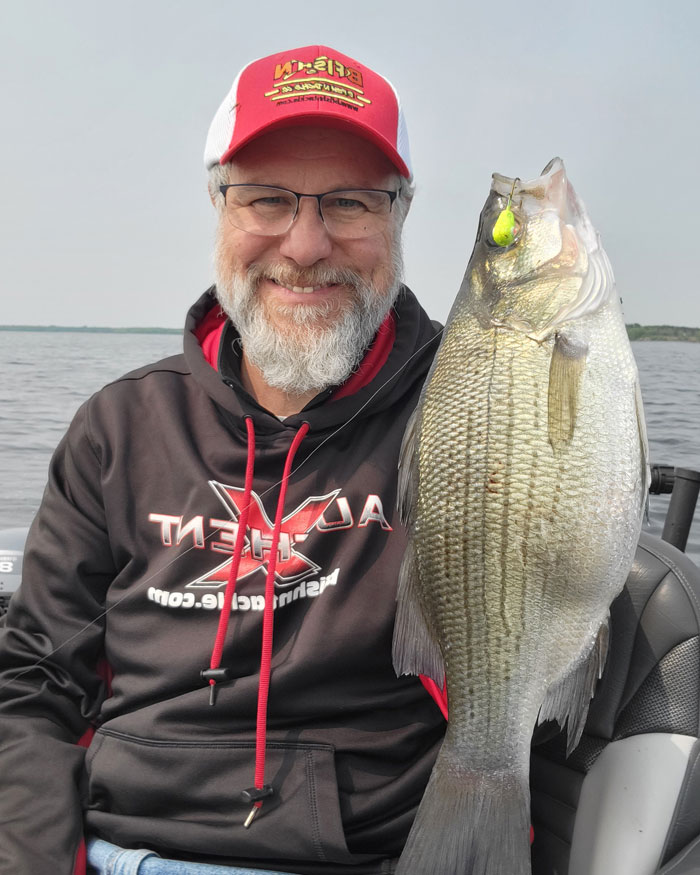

{"left": 396, "top": 737, "right": 531, "bottom": 875}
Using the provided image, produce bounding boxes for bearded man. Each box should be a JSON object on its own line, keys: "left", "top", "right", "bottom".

{"left": 0, "top": 46, "right": 446, "bottom": 875}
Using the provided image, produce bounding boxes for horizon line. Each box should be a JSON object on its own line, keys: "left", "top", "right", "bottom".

{"left": 0, "top": 325, "right": 181, "bottom": 334}
{"left": 2, "top": 323, "right": 700, "bottom": 334}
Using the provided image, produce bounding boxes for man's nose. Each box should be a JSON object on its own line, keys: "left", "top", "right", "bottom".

{"left": 278, "top": 197, "right": 333, "bottom": 266}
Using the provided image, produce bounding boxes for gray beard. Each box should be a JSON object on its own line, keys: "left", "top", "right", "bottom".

{"left": 213, "top": 241, "right": 403, "bottom": 396}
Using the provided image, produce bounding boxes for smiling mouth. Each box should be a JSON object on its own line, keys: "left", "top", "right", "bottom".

{"left": 269, "top": 278, "right": 340, "bottom": 295}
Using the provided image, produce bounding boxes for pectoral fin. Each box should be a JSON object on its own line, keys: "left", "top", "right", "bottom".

{"left": 547, "top": 331, "right": 588, "bottom": 454}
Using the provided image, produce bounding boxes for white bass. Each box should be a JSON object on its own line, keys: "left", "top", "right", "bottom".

{"left": 393, "top": 157, "right": 649, "bottom": 875}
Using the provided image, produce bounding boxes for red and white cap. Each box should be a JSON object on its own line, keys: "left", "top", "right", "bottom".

{"left": 204, "top": 45, "right": 412, "bottom": 179}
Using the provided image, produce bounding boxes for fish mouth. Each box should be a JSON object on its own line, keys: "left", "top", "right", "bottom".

{"left": 489, "top": 157, "right": 597, "bottom": 253}
{"left": 491, "top": 157, "right": 565, "bottom": 199}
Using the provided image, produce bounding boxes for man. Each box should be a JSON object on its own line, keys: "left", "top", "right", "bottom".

{"left": 0, "top": 46, "right": 445, "bottom": 875}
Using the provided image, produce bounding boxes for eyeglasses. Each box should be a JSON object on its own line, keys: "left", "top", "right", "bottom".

{"left": 218, "top": 184, "right": 398, "bottom": 240}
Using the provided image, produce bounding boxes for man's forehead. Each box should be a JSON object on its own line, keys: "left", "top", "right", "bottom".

{"left": 228, "top": 125, "right": 397, "bottom": 184}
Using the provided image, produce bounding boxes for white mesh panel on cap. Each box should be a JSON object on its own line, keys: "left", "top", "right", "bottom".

{"left": 203, "top": 69, "right": 243, "bottom": 170}
{"left": 385, "top": 77, "right": 413, "bottom": 180}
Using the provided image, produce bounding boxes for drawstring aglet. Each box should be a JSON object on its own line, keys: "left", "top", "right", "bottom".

{"left": 200, "top": 668, "right": 230, "bottom": 706}
{"left": 241, "top": 785, "right": 274, "bottom": 827}
{"left": 244, "top": 805, "right": 260, "bottom": 828}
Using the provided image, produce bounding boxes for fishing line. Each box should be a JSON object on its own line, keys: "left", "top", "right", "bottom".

{"left": 0, "top": 323, "right": 445, "bottom": 694}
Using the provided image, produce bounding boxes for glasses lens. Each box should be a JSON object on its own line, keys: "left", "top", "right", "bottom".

{"left": 320, "top": 191, "right": 393, "bottom": 239}
{"left": 223, "top": 186, "right": 297, "bottom": 235}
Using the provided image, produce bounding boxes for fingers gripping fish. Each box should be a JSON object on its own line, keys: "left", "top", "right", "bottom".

{"left": 393, "top": 158, "right": 649, "bottom": 875}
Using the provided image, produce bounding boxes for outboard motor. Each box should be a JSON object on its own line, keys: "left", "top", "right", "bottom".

{"left": 0, "top": 527, "right": 29, "bottom": 618}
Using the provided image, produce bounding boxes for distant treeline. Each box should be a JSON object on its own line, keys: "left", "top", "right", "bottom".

{"left": 626, "top": 324, "right": 700, "bottom": 342}
{"left": 0, "top": 325, "right": 180, "bottom": 334}
{"left": 1, "top": 324, "right": 700, "bottom": 341}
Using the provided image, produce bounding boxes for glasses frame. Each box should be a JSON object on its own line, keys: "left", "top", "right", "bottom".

{"left": 218, "top": 183, "right": 398, "bottom": 238}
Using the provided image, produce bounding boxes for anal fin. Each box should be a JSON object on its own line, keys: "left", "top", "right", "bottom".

{"left": 635, "top": 376, "right": 651, "bottom": 516}
{"left": 537, "top": 616, "right": 610, "bottom": 755}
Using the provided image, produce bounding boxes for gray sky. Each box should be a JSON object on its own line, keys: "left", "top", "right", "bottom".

{"left": 2, "top": 0, "right": 698, "bottom": 328}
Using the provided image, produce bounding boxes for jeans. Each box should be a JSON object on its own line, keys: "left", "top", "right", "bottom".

{"left": 86, "top": 838, "right": 299, "bottom": 875}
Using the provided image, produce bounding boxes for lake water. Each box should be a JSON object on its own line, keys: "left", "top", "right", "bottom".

{"left": 1, "top": 333, "right": 699, "bottom": 563}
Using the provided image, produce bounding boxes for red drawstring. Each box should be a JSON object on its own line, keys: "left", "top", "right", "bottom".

{"left": 201, "top": 417, "right": 310, "bottom": 827}
{"left": 202, "top": 416, "right": 256, "bottom": 705}
{"left": 246, "top": 421, "right": 310, "bottom": 826}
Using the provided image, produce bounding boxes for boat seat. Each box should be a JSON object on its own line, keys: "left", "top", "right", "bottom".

{"left": 531, "top": 530, "right": 700, "bottom": 875}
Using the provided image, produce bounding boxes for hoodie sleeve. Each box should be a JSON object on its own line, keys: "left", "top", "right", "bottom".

{"left": 0, "top": 399, "right": 114, "bottom": 875}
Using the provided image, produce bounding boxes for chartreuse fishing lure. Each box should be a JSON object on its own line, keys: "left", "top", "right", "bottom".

{"left": 491, "top": 177, "right": 520, "bottom": 247}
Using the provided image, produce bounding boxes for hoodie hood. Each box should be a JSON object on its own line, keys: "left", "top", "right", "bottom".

{"left": 184, "top": 285, "right": 442, "bottom": 435}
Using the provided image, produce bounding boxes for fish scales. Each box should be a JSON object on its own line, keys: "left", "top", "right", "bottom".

{"left": 393, "top": 158, "right": 647, "bottom": 874}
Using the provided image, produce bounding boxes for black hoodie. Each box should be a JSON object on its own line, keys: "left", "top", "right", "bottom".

{"left": 0, "top": 287, "right": 445, "bottom": 875}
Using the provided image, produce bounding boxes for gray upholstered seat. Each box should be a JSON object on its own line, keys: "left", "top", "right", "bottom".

{"left": 531, "top": 530, "right": 700, "bottom": 875}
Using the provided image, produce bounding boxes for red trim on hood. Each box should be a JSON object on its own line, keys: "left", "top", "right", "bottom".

{"left": 195, "top": 305, "right": 228, "bottom": 370}
{"left": 331, "top": 312, "right": 396, "bottom": 400}
{"left": 194, "top": 304, "right": 397, "bottom": 399}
